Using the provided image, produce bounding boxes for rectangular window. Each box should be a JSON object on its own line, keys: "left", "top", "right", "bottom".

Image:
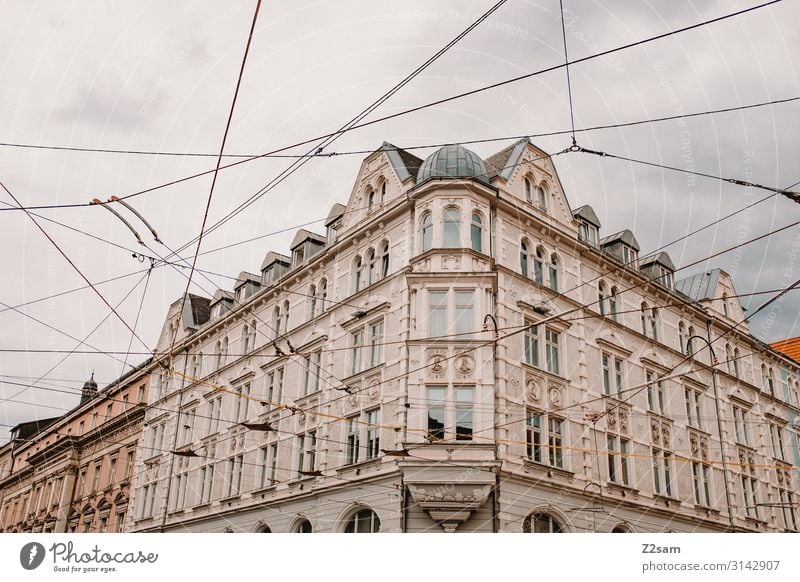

{"left": 602, "top": 354, "right": 623, "bottom": 396}
{"left": 652, "top": 448, "right": 673, "bottom": 497}
{"left": 426, "top": 386, "right": 446, "bottom": 441}
{"left": 545, "top": 329, "right": 560, "bottom": 375}
{"left": 779, "top": 488, "right": 797, "bottom": 531}
{"left": 234, "top": 383, "right": 250, "bottom": 423}
{"left": 525, "top": 411, "right": 566, "bottom": 469}
{"left": 351, "top": 330, "right": 364, "bottom": 375}
{"left": 769, "top": 423, "right": 786, "bottom": 460}
{"left": 646, "top": 371, "right": 666, "bottom": 415}
{"left": 548, "top": 417, "right": 564, "bottom": 468}
{"left": 684, "top": 388, "right": 703, "bottom": 429}
{"left": 732, "top": 404, "right": 749, "bottom": 445}
{"left": 304, "top": 351, "right": 322, "bottom": 394}
{"left": 428, "top": 291, "right": 448, "bottom": 337}
{"left": 346, "top": 416, "right": 360, "bottom": 464}
{"left": 306, "top": 432, "right": 317, "bottom": 472}
{"left": 524, "top": 324, "right": 539, "bottom": 367}
{"left": 455, "top": 387, "right": 473, "bottom": 442}
{"left": 454, "top": 291, "right": 474, "bottom": 336}
{"left": 199, "top": 464, "right": 215, "bottom": 504}
{"left": 366, "top": 409, "right": 380, "bottom": 459}
{"left": 741, "top": 474, "right": 759, "bottom": 519}
{"left": 269, "top": 443, "right": 279, "bottom": 485}
{"left": 266, "top": 367, "right": 284, "bottom": 409}
{"left": 526, "top": 413, "right": 542, "bottom": 463}
{"left": 122, "top": 394, "right": 129, "bottom": 411}
{"left": 207, "top": 397, "right": 222, "bottom": 435}
{"left": 182, "top": 407, "right": 196, "bottom": 446}
{"left": 226, "top": 455, "right": 243, "bottom": 497}
{"left": 369, "top": 321, "right": 384, "bottom": 367}
{"left": 692, "top": 461, "right": 712, "bottom": 507}
{"left": 259, "top": 446, "right": 270, "bottom": 489}
{"left": 607, "top": 435, "right": 630, "bottom": 486}
{"left": 125, "top": 451, "right": 135, "bottom": 480}
{"left": 108, "top": 457, "right": 116, "bottom": 485}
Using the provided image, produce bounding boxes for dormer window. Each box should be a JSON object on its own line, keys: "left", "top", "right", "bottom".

{"left": 211, "top": 304, "right": 223, "bottom": 320}
{"left": 622, "top": 245, "right": 637, "bottom": 268}
{"left": 293, "top": 247, "right": 305, "bottom": 267}
{"left": 237, "top": 287, "right": 246, "bottom": 302}
{"left": 658, "top": 266, "right": 673, "bottom": 289}
{"left": 578, "top": 221, "right": 598, "bottom": 246}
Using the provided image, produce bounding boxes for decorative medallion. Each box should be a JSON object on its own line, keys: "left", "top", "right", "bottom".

{"left": 456, "top": 356, "right": 475, "bottom": 375}
{"left": 650, "top": 421, "right": 661, "bottom": 444}
{"left": 526, "top": 378, "right": 541, "bottom": 401}
{"left": 548, "top": 386, "right": 562, "bottom": 407}
{"left": 661, "top": 424, "right": 671, "bottom": 446}
{"left": 367, "top": 378, "right": 380, "bottom": 400}
{"left": 619, "top": 410, "right": 629, "bottom": 433}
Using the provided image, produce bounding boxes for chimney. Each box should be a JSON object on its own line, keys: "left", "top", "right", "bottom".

{"left": 80, "top": 373, "right": 98, "bottom": 405}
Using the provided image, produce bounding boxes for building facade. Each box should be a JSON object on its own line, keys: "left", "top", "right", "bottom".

{"left": 0, "top": 364, "right": 150, "bottom": 533}
{"left": 124, "top": 139, "right": 800, "bottom": 533}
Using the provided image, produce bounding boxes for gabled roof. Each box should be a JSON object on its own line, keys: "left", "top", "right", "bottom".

{"left": 675, "top": 269, "right": 721, "bottom": 301}
{"left": 485, "top": 138, "right": 530, "bottom": 181}
{"left": 380, "top": 142, "right": 423, "bottom": 182}
{"left": 325, "top": 203, "right": 346, "bottom": 227}
{"left": 770, "top": 336, "right": 800, "bottom": 363}
{"left": 209, "top": 289, "right": 234, "bottom": 306}
{"left": 260, "top": 251, "right": 291, "bottom": 272}
{"left": 600, "top": 229, "right": 640, "bottom": 251}
{"left": 640, "top": 252, "right": 676, "bottom": 271}
{"left": 290, "top": 229, "right": 326, "bottom": 250}
{"left": 573, "top": 204, "right": 601, "bottom": 228}
{"left": 234, "top": 271, "right": 260, "bottom": 289}
{"left": 11, "top": 417, "right": 63, "bottom": 442}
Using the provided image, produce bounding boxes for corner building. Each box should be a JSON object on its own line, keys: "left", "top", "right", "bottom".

{"left": 129, "top": 140, "right": 800, "bottom": 533}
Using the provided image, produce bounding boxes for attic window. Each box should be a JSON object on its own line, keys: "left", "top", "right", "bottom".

{"left": 211, "top": 304, "right": 223, "bottom": 320}
{"left": 578, "top": 221, "right": 598, "bottom": 246}
{"left": 237, "top": 287, "right": 247, "bottom": 302}
{"left": 658, "top": 266, "right": 673, "bottom": 289}
{"left": 293, "top": 247, "right": 305, "bottom": 267}
{"left": 622, "top": 245, "right": 638, "bottom": 268}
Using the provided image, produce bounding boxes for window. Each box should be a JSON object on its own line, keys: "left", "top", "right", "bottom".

{"left": 525, "top": 410, "right": 564, "bottom": 468}
{"left": 520, "top": 240, "right": 529, "bottom": 277}
{"left": 687, "top": 326, "right": 696, "bottom": 355}
{"left": 269, "top": 443, "right": 279, "bottom": 485}
{"left": 282, "top": 301, "right": 290, "bottom": 333}
{"left": 139, "top": 483, "right": 157, "bottom": 519}
{"left": 199, "top": 463, "right": 215, "bottom": 504}
{"left": 122, "top": 394, "right": 129, "bottom": 411}
{"left": 259, "top": 445, "right": 273, "bottom": 488}
{"left": 762, "top": 365, "right": 775, "bottom": 397}
{"left": 768, "top": 423, "right": 786, "bottom": 460}
{"left": 640, "top": 303, "right": 658, "bottom": 340}
{"left": 692, "top": 460, "right": 712, "bottom": 507}
{"left": 684, "top": 388, "right": 703, "bottom": 429}
{"left": 426, "top": 385, "right": 474, "bottom": 442}
{"left": 524, "top": 176, "right": 533, "bottom": 203}
{"left": 777, "top": 469, "right": 797, "bottom": 531}
{"left": 679, "top": 322, "right": 688, "bottom": 354}
{"left": 346, "top": 416, "right": 360, "bottom": 465}
{"left": 351, "top": 330, "right": 364, "bottom": 375}
{"left": 535, "top": 184, "right": 547, "bottom": 210}
{"left": 733, "top": 348, "right": 741, "bottom": 378}
{"left": 548, "top": 254, "right": 559, "bottom": 291}
{"left": 303, "top": 350, "right": 322, "bottom": 395}
{"left": 369, "top": 321, "right": 384, "bottom": 368}
{"left": 523, "top": 512, "right": 564, "bottom": 533}
{"left": 266, "top": 367, "right": 284, "bottom": 409}
{"left": 297, "top": 431, "right": 317, "bottom": 475}
{"left": 658, "top": 266, "right": 673, "bottom": 288}
{"left": 740, "top": 459, "right": 759, "bottom": 519}
{"left": 351, "top": 320, "right": 383, "bottom": 374}
{"left": 602, "top": 354, "right": 624, "bottom": 396}
{"left": 722, "top": 292, "right": 729, "bottom": 317}
{"left": 92, "top": 461, "right": 102, "bottom": 491}
{"left": 125, "top": 451, "right": 135, "bottom": 480}
{"left": 345, "top": 409, "right": 381, "bottom": 464}
{"left": 318, "top": 278, "right": 328, "bottom": 313}
{"left": 731, "top": 404, "right": 749, "bottom": 445}
{"left": 206, "top": 396, "right": 222, "bottom": 435}
{"left": 428, "top": 289, "right": 474, "bottom": 338}
{"left": 421, "top": 212, "right": 433, "bottom": 252}
{"left": 622, "top": 245, "right": 638, "bottom": 268}
{"left": 366, "top": 409, "right": 380, "bottom": 459}
{"left": 534, "top": 247, "right": 545, "bottom": 285}
{"left": 234, "top": 382, "right": 251, "bottom": 423}
{"left": 219, "top": 337, "right": 229, "bottom": 368}
{"left": 652, "top": 447, "right": 674, "bottom": 497}
{"left": 108, "top": 456, "right": 117, "bottom": 484}
{"left": 241, "top": 325, "right": 251, "bottom": 355}
{"left": 379, "top": 240, "right": 389, "bottom": 279}
{"left": 598, "top": 281, "right": 608, "bottom": 316}
{"left": 191, "top": 353, "right": 202, "bottom": 379}
{"left": 524, "top": 323, "right": 561, "bottom": 376}
{"left": 578, "top": 221, "right": 598, "bottom": 246}
{"left": 646, "top": 370, "right": 667, "bottom": 416}
{"left": 380, "top": 181, "right": 386, "bottom": 204}
{"left": 470, "top": 212, "right": 482, "bottom": 252}
{"left": 308, "top": 285, "right": 317, "bottom": 319}
{"left": 294, "top": 519, "right": 312, "bottom": 533}
{"left": 171, "top": 471, "right": 188, "bottom": 511}
{"left": 609, "top": 286, "right": 619, "bottom": 321}
{"left": 353, "top": 256, "right": 363, "bottom": 292}
{"left": 607, "top": 435, "right": 630, "bottom": 486}
{"left": 443, "top": 208, "right": 461, "bottom": 248}
{"left": 367, "top": 188, "right": 375, "bottom": 209}
{"left": 366, "top": 248, "right": 377, "bottom": 285}
{"left": 455, "top": 291, "right": 474, "bottom": 336}
{"left": 181, "top": 407, "right": 196, "bottom": 446}
{"left": 344, "top": 508, "right": 380, "bottom": 533}
{"left": 226, "top": 455, "right": 244, "bottom": 497}
{"left": 272, "top": 306, "right": 282, "bottom": 338}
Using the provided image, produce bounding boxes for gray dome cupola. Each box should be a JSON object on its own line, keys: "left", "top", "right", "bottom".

{"left": 417, "top": 144, "right": 489, "bottom": 185}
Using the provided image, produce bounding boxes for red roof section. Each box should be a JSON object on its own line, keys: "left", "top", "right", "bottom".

{"left": 770, "top": 336, "right": 800, "bottom": 363}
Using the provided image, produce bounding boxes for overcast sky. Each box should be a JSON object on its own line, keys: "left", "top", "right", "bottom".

{"left": 1, "top": 0, "right": 798, "bottom": 441}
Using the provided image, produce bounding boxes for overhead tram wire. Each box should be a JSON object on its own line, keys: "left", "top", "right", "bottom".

{"left": 167, "top": 0, "right": 263, "bottom": 370}
{"left": 559, "top": 0, "right": 577, "bottom": 145}
{"left": 0, "top": 181, "right": 152, "bottom": 353}
{"left": 0, "top": 2, "right": 775, "bottom": 216}
{"left": 160, "top": 0, "right": 513, "bottom": 262}
{"left": 0, "top": 96, "right": 793, "bottom": 170}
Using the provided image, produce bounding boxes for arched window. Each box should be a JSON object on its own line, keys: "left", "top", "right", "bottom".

{"left": 318, "top": 278, "right": 328, "bottom": 312}
{"left": 598, "top": 281, "right": 608, "bottom": 316}
{"left": 220, "top": 337, "right": 228, "bottom": 366}
{"left": 215, "top": 340, "right": 222, "bottom": 370}
{"left": 379, "top": 240, "right": 389, "bottom": 279}
{"left": 611, "top": 524, "right": 632, "bottom": 533}
{"left": 282, "top": 301, "right": 290, "bottom": 333}
{"left": 344, "top": 508, "right": 380, "bottom": 533}
{"left": 687, "top": 326, "right": 696, "bottom": 355}
{"left": 353, "top": 255, "right": 363, "bottom": 292}
{"left": 524, "top": 176, "right": 533, "bottom": 203}
{"left": 309, "top": 285, "right": 317, "bottom": 320}
{"left": 640, "top": 303, "right": 649, "bottom": 336}
{"left": 523, "top": 512, "right": 564, "bottom": 533}
{"left": 421, "top": 212, "right": 433, "bottom": 252}
{"left": 254, "top": 524, "right": 271, "bottom": 533}
{"left": 196, "top": 352, "right": 203, "bottom": 378}
{"left": 242, "top": 324, "right": 250, "bottom": 354}
{"left": 650, "top": 307, "right": 659, "bottom": 341}
{"left": 520, "top": 240, "right": 529, "bottom": 277}
{"left": 722, "top": 292, "right": 729, "bottom": 317}
{"left": 367, "top": 188, "right": 375, "bottom": 209}
{"left": 443, "top": 207, "right": 461, "bottom": 248}
{"left": 471, "top": 212, "right": 482, "bottom": 252}
{"left": 534, "top": 247, "right": 545, "bottom": 285}
{"left": 366, "top": 248, "right": 377, "bottom": 285}
{"left": 536, "top": 184, "right": 547, "bottom": 210}
{"left": 293, "top": 519, "right": 312, "bottom": 533}
{"left": 548, "top": 254, "right": 559, "bottom": 292}
{"left": 733, "top": 348, "right": 741, "bottom": 378}
{"left": 609, "top": 286, "right": 618, "bottom": 321}
{"left": 679, "top": 321, "right": 687, "bottom": 354}
{"left": 273, "top": 306, "right": 282, "bottom": 338}
{"left": 380, "top": 181, "right": 386, "bottom": 204}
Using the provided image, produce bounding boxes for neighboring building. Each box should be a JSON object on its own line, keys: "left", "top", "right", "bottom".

{"left": 0, "top": 363, "right": 151, "bottom": 533}
{"left": 771, "top": 336, "right": 800, "bottom": 364}
{"left": 120, "top": 138, "right": 799, "bottom": 533}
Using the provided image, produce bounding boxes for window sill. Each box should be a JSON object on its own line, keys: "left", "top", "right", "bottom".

{"left": 523, "top": 459, "right": 573, "bottom": 481}
{"left": 337, "top": 457, "right": 381, "bottom": 475}
{"left": 606, "top": 482, "right": 639, "bottom": 498}
{"left": 520, "top": 361, "right": 564, "bottom": 383}
{"left": 652, "top": 494, "right": 679, "bottom": 507}
{"left": 692, "top": 504, "right": 720, "bottom": 518}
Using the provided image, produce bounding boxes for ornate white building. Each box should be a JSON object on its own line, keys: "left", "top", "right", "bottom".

{"left": 128, "top": 140, "right": 800, "bottom": 533}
